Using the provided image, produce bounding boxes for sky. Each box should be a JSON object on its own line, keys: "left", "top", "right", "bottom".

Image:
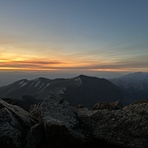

{"left": 0, "top": 0, "right": 148, "bottom": 84}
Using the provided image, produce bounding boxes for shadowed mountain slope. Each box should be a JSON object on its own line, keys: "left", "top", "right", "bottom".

{"left": 111, "top": 72, "right": 148, "bottom": 103}
{"left": 0, "top": 75, "right": 125, "bottom": 107}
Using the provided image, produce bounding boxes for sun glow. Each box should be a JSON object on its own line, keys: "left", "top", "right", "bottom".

{"left": 1, "top": 46, "right": 148, "bottom": 73}
{"left": 0, "top": 58, "right": 138, "bottom": 72}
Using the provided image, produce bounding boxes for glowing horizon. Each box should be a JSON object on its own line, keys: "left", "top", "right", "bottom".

{"left": 1, "top": 55, "right": 148, "bottom": 73}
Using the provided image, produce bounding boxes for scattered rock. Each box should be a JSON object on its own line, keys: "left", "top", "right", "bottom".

{"left": 29, "top": 104, "right": 41, "bottom": 120}
{"left": 131, "top": 98, "right": 148, "bottom": 105}
{"left": 76, "top": 104, "right": 85, "bottom": 109}
{"left": 92, "top": 100, "right": 123, "bottom": 110}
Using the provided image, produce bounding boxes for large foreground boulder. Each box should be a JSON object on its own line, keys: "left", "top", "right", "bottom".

{"left": 78, "top": 100, "right": 148, "bottom": 148}
{"left": 0, "top": 99, "right": 37, "bottom": 148}
{"left": 39, "top": 94, "right": 85, "bottom": 148}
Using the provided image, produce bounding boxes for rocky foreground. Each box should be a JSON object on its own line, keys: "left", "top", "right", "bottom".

{"left": 0, "top": 95, "right": 148, "bottom": 148}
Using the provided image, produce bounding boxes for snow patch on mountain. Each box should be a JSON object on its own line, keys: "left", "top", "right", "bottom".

{"left": 39, "top": 83, "right": 44, "bottom": 89}
{"left": 19, "top": 80, "right": 28, "bottom": 88}
{"left": 46, "top": 83, "right": 50, "bottom": 87}
{"left": 20, "top": 82, "right": 27, "bottom": 88}
{"left": 74, "top": 77, "right": 82, "bottom": 86}
{"left": 35, "top": 81, "right": 41, "bottom": 87}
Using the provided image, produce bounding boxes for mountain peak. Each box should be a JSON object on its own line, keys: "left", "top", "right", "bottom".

{"left": 78, "top": 74, "right": 88, "bottom": 78}
{"left": 77, "top": 74, "right": 99, "bottom": 80}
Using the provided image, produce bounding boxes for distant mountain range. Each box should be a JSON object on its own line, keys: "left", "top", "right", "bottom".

{"left": 0, "top": 72, "right": 148, "bottom": 107}
{"left": 111, "top": 72, "right": 148, "bottom": 103}
{"left": 0, "top": 75, "right": 125, "bottom": 107}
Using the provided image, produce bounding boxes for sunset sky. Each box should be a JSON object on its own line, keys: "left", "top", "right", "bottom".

{"left": 0, "top": 0, "right": 148, "bottom": 81}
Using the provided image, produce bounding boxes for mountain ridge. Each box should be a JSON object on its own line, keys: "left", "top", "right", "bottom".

{"left": 0, "top": 75, "right": 125, "bottom": 107}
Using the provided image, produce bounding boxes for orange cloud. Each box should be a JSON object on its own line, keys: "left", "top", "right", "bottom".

{"left": 0, "top": 58, "right": 147, "bottom": 73}
{"left": 1, "top": 50, "right": 148, "bottom": 73}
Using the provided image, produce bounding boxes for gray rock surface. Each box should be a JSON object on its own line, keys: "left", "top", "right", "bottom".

{"left": 0, "top": 99, "right": 37, "bottom": 148}
{"left": 40, "top": 94, "right": 79, "bottom": 128}
{"left": 78, "top": 101, "right": 148, "bottom": 148}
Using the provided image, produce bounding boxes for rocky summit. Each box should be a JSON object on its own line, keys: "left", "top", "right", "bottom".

{"left": 0, "top": 95, "right": 148, "bottom": 148}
